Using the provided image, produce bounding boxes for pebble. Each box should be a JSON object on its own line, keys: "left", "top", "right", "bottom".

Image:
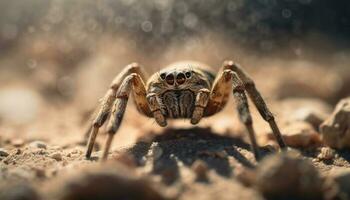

{"left": 256, "top": 153, "right": 324, "bottom": 199}
{"left": 50, "top": 153, "right": 62, "bottom": 161}
{"left": 54, "top": 165, "right": 166, "bottom": 200}
{"left": 317, "top": 147, "right": 335, "bottom": 161}
{"left": 148, "top": 143, "right": 163, "bottom": 161}
{"left": 191, "top": 160, "right": 209, "bottom": 181}
{"left": 320, "top": 97, "right": 350, "bottom": 148}
{"left": 0, "top": 148, "right": 9, "bottom": 157}
{"left": 12, "top": 139, "right": 24, "bottom": 147}
{"left": 34, "top": 168, "right": 46, "bottom": 178}
{"left": 29, "top": 141, "right": 47, "bottom": 149}
{"left": 15, "top": 148, "right": 22, "bottom": 155}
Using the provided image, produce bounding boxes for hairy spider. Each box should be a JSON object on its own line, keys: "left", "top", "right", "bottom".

{"left": 85, "top": 60, "right": 287, "bottom": 161}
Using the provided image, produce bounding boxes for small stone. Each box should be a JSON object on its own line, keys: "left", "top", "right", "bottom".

{"left": 317, "top": 147, "right": 335, "bottom": 161}
{"left": 54, "top": 165, "right": 166, "bottom": 200}
{"left": 15, "top": 148, "right": 22, "bottom": 155}
{"left": 29, "top": 141, "right": 47, "bottom": 149}
{"left": 256, "top": 153, "right": 324, "bottom": 199}
{"left": 34, "top": 168, "right": 46, "bottom": 178}
{"left": 320, "top": 97, "right": 350, "bottom": 149}
{"left": 160, "top": 167, "right": 179, "bottom": 185}
{"left": 0, "top": 148, "right": 9, "bottom": 157}
{"left": 191, "top": 160, "right": 209, "bottom": 181}
{"left": 50, "top": 153, "right": 62, "bottom": 161}
{"left": 148, "top": 143, "right": 163, "bottom": 160}
{"left": 12, "top": 139, "right": 24, "bottom": 147}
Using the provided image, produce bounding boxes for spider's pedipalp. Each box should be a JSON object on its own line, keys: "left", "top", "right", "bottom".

{"left": 191, "top": 88, "right": 210, "bottom": 124}
{"left": 147, "top": 93, "right": 167, "bottom": 127}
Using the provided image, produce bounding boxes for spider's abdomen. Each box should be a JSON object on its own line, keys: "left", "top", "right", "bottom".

{"left": 160, "top": 90, "right": 195, "bottom": 118}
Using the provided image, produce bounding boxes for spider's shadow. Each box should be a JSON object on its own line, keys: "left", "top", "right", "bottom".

{"left": 125, "top": 127, "right": 273, "bottom": 184}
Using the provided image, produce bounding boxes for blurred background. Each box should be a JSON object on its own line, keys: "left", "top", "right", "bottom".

{"left": 0, "top": 0, "right": 349, "bottom": 142}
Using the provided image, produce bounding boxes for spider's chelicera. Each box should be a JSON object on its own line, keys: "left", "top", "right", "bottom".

{"left": 85, "top": 60, "right": 287, "bottom": 161}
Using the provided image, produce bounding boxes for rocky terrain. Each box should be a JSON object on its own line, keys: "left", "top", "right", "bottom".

{"left": 1, "top": 69, "right": 350, "bottom": 200}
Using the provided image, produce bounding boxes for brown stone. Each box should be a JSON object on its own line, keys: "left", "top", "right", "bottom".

{"left": 320, "top": 97, "right": 350, "bottom": 148}
{"left": 255, "top": 153, "right": 324, "bottom": 200}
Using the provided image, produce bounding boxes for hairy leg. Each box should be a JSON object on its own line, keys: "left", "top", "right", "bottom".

{"left": 85, "top": 63, "right": 150, "bottom": 159}
{"left": 223, "top": 60, "right": 287, "bottom": 149}
{"left": 231, "top": 73, "right": 261, "bottom": 160}
{"left": 101, "top": 74, "right": 136, "bottom": 160}
{"left": 205, "top": 68, "right": 233, "bottom": 116}
{"left": 205, "top": 69, "right": 261, "bottom": 160}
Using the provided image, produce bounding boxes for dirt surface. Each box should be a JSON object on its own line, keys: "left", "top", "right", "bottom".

{"left": 1, "top": 44, "right": 350, "bottom": 199}
{"left": 1, "top": 92, "right": 350, "bottom": 200}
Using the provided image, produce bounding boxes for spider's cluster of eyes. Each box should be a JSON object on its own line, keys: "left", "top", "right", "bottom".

{"left": 160, "top": 71, "right": 192, "bottom": 85}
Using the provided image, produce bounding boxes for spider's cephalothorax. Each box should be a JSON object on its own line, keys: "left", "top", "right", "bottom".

{"left": 85, "top": 60, "right": 287, "bottom": 161}
{"left": 147, "top": 62, "right": 214, "bottom": 119}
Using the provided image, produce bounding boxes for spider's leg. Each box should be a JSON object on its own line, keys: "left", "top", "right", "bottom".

{"left": 102, "top": 73, "right": 146, "bottom": 160}
{"left": 205, "top": 68, "right": 233, "bottom": 116}
{"left": 191, "top": 88, "right": 210, "bottom": 124}
{"left": 206, "top": 69, "right": 261, "bottom": 160}
{"left": 223, "top": 60, "right": 287, "bottom": 149}
{"left": 231, "top": 72, "right": 261, "bottom": 160}
{"left": 85, "top": 63, "right": 148, "bottom": 159}
{"left": 86, "top": 89, "right": 116, "bottom": 158}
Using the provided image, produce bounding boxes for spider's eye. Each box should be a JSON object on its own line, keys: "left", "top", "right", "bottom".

{"left": 165, "top": 74, "right": 175, "bottom": 85}
{"left": 176, "top": 73, "right": 186, "bottom": 85}
{"left": 160, "top": 73, "right": 166, "bottom": 80}
{"left": 185, "top": 71, "right": 192, "bottom": 78}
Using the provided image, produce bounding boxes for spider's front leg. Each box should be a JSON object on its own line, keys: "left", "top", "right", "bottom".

{"left": 206, "top": 69, "right": 261, "bottom": 160}
{"left": 100, "top": 74, "right": 137, "bottom": 160}
{"left": 223, "top": 61, "right": 287, "bottom": 149}
{"left": 85, "top": 63, "right": 151, "bottom": 160}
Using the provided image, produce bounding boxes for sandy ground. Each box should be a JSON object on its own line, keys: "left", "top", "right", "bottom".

{"left": 0, "top": 33, "right": 350, "bottom": 200}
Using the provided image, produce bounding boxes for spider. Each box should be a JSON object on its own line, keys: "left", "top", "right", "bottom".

{"left": 85, "top": 60, "right": 287, "bottom": 161}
